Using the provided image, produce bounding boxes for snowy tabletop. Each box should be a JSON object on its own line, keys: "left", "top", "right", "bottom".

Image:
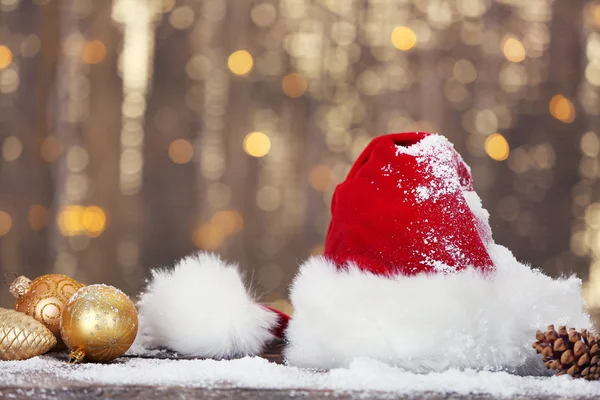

{"left": 1, "top": 352, "right": 600, "bottom": 400}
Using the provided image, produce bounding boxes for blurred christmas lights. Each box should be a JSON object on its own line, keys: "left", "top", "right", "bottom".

{"left": 168, "top": 139, "right": 194, "bottom": 164}
{"left": 282, "top": 73, "right": 307, "bottom": 98}
{"left": 2, "top": 136, "right": 22, "bottom": 162}
{"left": 502, "top": 37, "right": 526, "bottom": 63}
{"left": 550, "top": 95, "right": 576, "bottom": 123}
{"left": 0, "top": 0, "right": 599, "bottom": 309}
{"left": 81, "top": 40, "right": 106, "bottom": 64}
{"left": 28, "top": 205, "right": 48, "bottom": 232}
{"left": 391, "top": 26, "right": 417, "bottom": 51}
{"left": 0, "top": 45, "right": 12, "bottom": 69}
{"left": 57, "top": 206, "right": 107, "bottom": 237}
{"left": 0, "top": 210, "right": 12, "bottom": 236}
{"left": 485, "top": 134, "right": 510, "bottom": 162}
{"left": 243, "top": 132, "right": 271, "bottom": 158}
{"left": 228, "top": 50, "right": 253, "bottom": 76}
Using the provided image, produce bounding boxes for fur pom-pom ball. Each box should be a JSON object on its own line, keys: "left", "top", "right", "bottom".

{"left": 136, "top": 252, "right": 280, "bottom": 359}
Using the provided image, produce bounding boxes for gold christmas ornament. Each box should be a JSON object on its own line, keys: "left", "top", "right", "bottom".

{"left": 0, "top": 307, "right": 57, "bottom": 360}
{"left": 9, "top": 273, "right": 83, "bottom": 349}
{"left": 61, "top": 284, "right": 138, "bottom": 363}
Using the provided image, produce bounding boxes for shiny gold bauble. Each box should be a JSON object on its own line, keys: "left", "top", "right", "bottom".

{"left": 0, "top": 307, "right": 57, "bottom": 360}
{"left": 10, "top": 274, "right": 83, "bottom": 349}
{"left": 61, "top": 284, "right": 138, "bottom": 363}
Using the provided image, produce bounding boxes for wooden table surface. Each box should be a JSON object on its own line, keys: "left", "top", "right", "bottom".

{"left": 1, "top": 339, "right": 599, "bottom": 399}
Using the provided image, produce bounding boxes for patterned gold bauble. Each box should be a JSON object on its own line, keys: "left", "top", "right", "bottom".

{"left": 0, "top": 308, "right": 57, "bottom": 360}
{"left": 61, "top": 284, "right": 138, "bottom": 363}
{"left": 9, "top": 274, "right": 83, "bottom": 349}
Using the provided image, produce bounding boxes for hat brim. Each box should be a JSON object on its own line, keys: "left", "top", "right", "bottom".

{"left": 284, "top": 244, "right": 590, "bottom": 373}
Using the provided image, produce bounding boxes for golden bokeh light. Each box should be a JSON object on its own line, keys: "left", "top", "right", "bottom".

{"left": 191, "top": 210, "right": 244, "bottom": 251}
{"left": 502, "top": 37, "right": 526, "bottom": 63}
{"left": 0, "top": 210, "right": 12, "bottom": 236}
{"left": 391, "top": 26, "right": 417, "bottom": 51}
{"left": 282, "top": 73, "right": 307, "bottom": 98}
{"left": 82, "top": 40, "right": 106, "bottom": 64}
{"left": 309, "top": 165, "right": 333, "bottom": 191}
{"left": 192, "top": 223, "right": 225, "bottom": 250}
{"left": 228, "top": 50, "right": 253, "bottom": 76}
{"left": 211, "top": 209, "right": 244, "bottom": 235}
{"left": 243, "top": 131, "right": 271, "bottom": 157}
{"left": 58, "top": 205, "right": 107, "bottom": 237}
{"left": 58, "top": 205, "right": 85, "bottom": 236}
{"left": 0, "top": 45, "right": 13, "bottom": 69}
{"left": 485, "top": 133, "right": 510, "bottom": 161}
{"left": 168, "top": 139, "right": 194, "bottom": 164}
{"left": 82, "top": 206, "right": 107, "bottom": 237}
{"left": 28, "top": 205, "right": 48, "bottom": 231}
{"left": 549, "top": 94, "right": 576, "bottom": 123}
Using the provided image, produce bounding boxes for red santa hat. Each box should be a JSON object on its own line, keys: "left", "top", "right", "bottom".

{"left": 284, "top": 132, "right": 590, "bottom": 372}
{"left": 136, "top": 132, "right": 589, "bottom": 372}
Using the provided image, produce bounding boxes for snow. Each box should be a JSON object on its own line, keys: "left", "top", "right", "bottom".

{"left": 463, "top": 189, "right": 494, "bottom": 244}
{"left": 395, "top": 134, "right": 463, "bottom": 203}
{"left": 1, "top": 355, "right": 599, "bottom": 397}
{"left": 1, "top": 133, "right": 589, "bottom": 396}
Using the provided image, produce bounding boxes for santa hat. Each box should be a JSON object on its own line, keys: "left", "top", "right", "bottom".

{"left": 136, "top": 132, "right": 590, "bottom": 372}
{"left": 135, "top": 252, "right": 289, "bottom": 358}
{"left": 284, "top": 132, "right": 590, "bottom": 372}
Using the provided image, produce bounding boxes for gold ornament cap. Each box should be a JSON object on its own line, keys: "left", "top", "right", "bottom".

{"left": 68, "top": 348, "right": 86, "bottom": 364}
{"left": 9, "top": 275, "right": 32, "bottom": 298}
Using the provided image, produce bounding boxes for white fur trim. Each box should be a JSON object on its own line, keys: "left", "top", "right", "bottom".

{"left": 135, "top": 252, "right": 278, "bottom": 359}
{"left": 285, "top": 244, "right": 590, "bottom": 372}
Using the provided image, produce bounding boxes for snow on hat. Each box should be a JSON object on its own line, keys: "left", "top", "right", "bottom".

{"left": 285, "top": 132, "right": 590, "bottom": 372}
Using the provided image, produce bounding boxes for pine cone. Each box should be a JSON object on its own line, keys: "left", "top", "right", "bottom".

{"left": 0, "top": 308, "right": 57, "bottom": 361}
{"left": 532, "top": 325, "right": 599, "bottom": 380}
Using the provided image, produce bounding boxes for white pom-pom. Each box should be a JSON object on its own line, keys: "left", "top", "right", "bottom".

{"left": 136, "top": 252, "right": 279, "bottom": 359}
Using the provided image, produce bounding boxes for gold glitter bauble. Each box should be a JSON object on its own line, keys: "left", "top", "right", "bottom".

{"left": 61, "top": 284, "right": 138, "bottom": 363}
{"left": 10, "top": 274, "right": 83, "bottom": 349}
{"left": 0, "top": 308, "right": 57, "bottom": 360}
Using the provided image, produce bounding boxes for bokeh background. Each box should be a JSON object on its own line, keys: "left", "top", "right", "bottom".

{"left": 1, "top": 0, "right": 600, "bottom": 318}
